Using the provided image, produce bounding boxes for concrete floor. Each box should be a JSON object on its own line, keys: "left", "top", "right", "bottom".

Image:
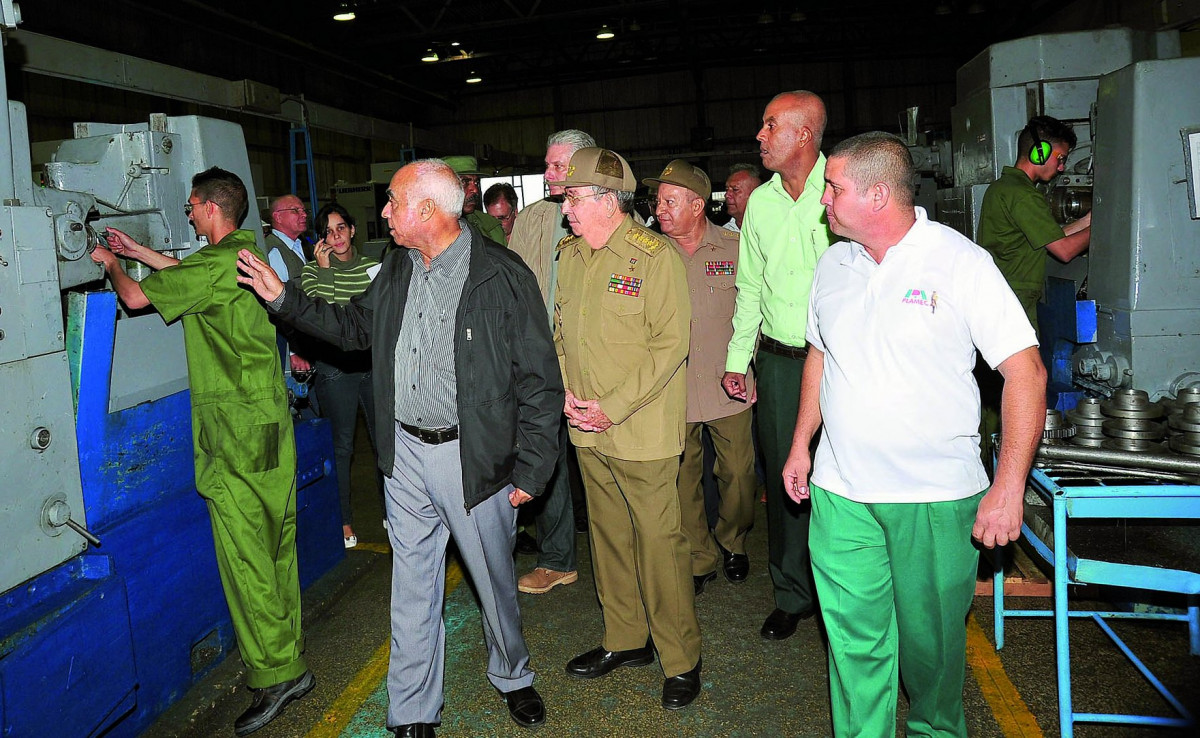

{"left": 145, "top": 428, "right": 1199, "bottom": 738}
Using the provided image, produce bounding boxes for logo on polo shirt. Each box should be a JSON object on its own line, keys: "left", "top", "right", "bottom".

{"left": 902, "top": 288, "right": 938, "bottom": 314}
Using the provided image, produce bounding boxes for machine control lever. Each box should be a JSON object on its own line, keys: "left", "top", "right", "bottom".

{"left": 43, "top": 498, "right": 102, "bottom": 547}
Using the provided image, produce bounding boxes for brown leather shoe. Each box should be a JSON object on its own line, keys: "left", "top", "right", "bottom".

{"left": 518, "top": 567, "right": 578, "bottom": 594}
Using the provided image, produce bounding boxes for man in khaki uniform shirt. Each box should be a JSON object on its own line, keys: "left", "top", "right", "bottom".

{"left": 554, "top": 147, "right": 702, "bottom": 711}
{"left": 645, "top": 160, "right": 757, "bottom": 595}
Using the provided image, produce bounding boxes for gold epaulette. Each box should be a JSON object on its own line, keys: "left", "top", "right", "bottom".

{"left": 623, "top": 225, "right": 670, "bottom": 256}
{"left": 556, "top": 234, "right": 580, "bottom": 252}
{"left": 718, "top": 228, "right": 740, "bottom": 241}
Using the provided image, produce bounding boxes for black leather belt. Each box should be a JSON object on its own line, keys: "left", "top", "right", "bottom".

{"left": 758, "top": 335, "right": 808, "bottom": 360}
{"left": 400, "top": 423, "right": 459, "bottom": 445}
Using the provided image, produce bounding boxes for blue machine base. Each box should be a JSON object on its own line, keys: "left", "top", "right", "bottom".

{"left": 0, "top": 292, "right": 344, "bottom": 738}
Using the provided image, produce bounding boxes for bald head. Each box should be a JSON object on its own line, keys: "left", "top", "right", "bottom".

{"left": 382, "top": 158, "right": 465, "bottom": 258}
{"left": 758, "top": 90, "right": 827, "bottom": 180}
{"left": 770, "top": 91, "right": 827, "bottom": 147}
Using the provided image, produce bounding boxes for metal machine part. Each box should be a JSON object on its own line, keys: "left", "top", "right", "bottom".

{"left": 1035, "top": 441, "right": 1200, "bottom": 477}
{"left": 942, "top": 29, "right": 1200, "bottom": 400}
{"left": 1099, "top": 388, "right": 1163, "bottom": 419}
{"left": 1066, "top": 396, "right": 1106, "bottom": 446}
{"left": 1042, "top": 409, "right": 1076, "bottom": 443}
{"left": 1049, "top": 185, "right": 1093, "bottom": 224}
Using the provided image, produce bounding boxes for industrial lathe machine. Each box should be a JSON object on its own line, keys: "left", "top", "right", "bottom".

{"left": 925, "top": 27, "right": 1200, "bottom": 735}
{"left": 0, "top": 8, "right": 343, "bottom": 737}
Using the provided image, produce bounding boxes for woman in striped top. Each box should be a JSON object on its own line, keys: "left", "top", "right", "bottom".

{"left": 302, "top": 203, "right": 380, "bottom": 549}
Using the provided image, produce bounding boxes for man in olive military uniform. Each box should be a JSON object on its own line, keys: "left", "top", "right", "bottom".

{"left": 91, "top": 167, "right": 311, "bottom": 737}
{"left": 644, "top": 160, "right": 757, "bottom": 593}
{"left": 445, "top": 155, "right": 508, "bottom": 245}
{"left": 554, "top": 147, "right": 703, "bottom": 711}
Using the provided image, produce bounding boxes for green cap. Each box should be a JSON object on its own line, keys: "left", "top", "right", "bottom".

{"left": 642, "top": 159, "right": 711, "bottom": 201}
{"left": 444, "top": 155, "right": 485, "bottom": 176}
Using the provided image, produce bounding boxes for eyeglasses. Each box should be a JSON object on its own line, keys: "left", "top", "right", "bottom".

{"left": 563, "top": 189, "right": 605, "bottom": 207}
{"left": 183, "top": 200, "right": 207, "bottom": 216}
{"left": 274, "top": 207, "right": 307, "bottom": 216}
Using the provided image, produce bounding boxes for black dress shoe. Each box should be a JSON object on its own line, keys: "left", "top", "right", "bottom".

{"left": 760, "top": 607, "right": 813, "bottom": 640}
{"left": 661, "top": 657, "right": 702, "bottom": 710}
{"left": 503, "top": 685, "right": 546, "bottom": 728}
{"left": 234, "top": 670, "right": 315, "bottom": 736}
{"left": 693, "top": 570, "right": 717, "bottom": 596}
{"left": 514, "top": 530, "right": 539, "bottom": 556}
{"left": 721, "top": 548, "right": 750, "bottom": 583}
{"left": 391, "top": 724, "right": 436, "bottom": 737}
{"left": 565, "top": 643, "right": 655, "bottom": 679}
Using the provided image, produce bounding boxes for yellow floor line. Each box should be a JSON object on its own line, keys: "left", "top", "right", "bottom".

{"left": 350, "top": 542, "right": 391, "bottom": 555}
{"left": 305, "top": 558, "right": 465, "bottom": 738}
{"left": 966, "top": 612, "right": 1043, "bottom": 737}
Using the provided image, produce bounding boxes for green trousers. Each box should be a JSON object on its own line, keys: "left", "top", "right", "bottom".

{"left": 195, "top": 400, "right": 307, "bottom": 688}
{"left": 677, "top": 409, "right": 757, "bottom": 574}
{"left": 755, "top": 350, "right": 815, "bottom": 614}
{"left": 577, "top": 447, "right": 701, "bottom": 677}
{"left": 809, "top": 484, "right": 983, "bottom": 738}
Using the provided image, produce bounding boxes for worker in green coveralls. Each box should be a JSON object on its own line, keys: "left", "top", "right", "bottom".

{"left": 90, "top": 167, "right": 312, "bottom": 737}
{"left": 976, "top": 115, "right": 1090, "bottom": 465}
{"left": 978, "top": 115, "right": 1091, "bottom": 328}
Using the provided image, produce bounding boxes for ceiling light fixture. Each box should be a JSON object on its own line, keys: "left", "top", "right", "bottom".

{"left": 421, "top": 49, "right": 439, "bottom": 62}
{"left": 967, "top": 1, "right": 985, "bottom": 13}
{"left": 789, "top": 10, "right": 807, "bottom": 22}
{"left": 450, "top": 41, "right": 461, "bottom": 47}
{"left": 934, "top": 2, "right": 952, "bottom": 15}
{"left": 333, "top": 2, "right": 356, "bottom": 21}
{"left": 596, "top": 24, "right": 615, "bottom": 40}
{"left": 629, "top": 19, "right": 641, "bottom": 32}
{"left": 466, "top": 72, "right": 482, "bottom": 84}
{"left": 758, "top": 11, "right": 774, "bottom": 25}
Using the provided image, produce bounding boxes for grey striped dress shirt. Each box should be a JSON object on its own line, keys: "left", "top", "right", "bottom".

{"left": 393, "top": 223, "right": 472, "bottom": 428}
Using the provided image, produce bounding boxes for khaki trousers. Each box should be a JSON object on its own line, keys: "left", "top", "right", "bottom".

{"left": 577, "top": 447, "right": 701, "bottom": 677}
{"left": 677, "top": 409, "right": 757, "bottom": 574}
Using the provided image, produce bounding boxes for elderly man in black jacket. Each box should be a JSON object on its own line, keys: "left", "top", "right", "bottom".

{"left": 237, "top": 159, "right": 562, "bottom": 738}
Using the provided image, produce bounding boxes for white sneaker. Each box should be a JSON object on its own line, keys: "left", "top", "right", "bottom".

{"left": 344, "top": 535, "right": 358, "bottom": 549}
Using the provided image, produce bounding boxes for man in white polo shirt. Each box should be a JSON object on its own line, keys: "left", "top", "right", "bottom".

{"left": 782, "top": 132, "right": 1046, "bottom": 738}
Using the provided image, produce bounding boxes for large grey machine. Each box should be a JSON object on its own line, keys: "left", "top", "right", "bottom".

{"left": 933, "top": 29, "right": 1200, "bottom": 735}
{"left": 933, "top": 27, "right": 1200, "bottom": 404}
{"left": 0, "top": 8, "right": 343, "bottom": 735}
{"left": 3, "top": 110, "right": 263, "bottom": 594}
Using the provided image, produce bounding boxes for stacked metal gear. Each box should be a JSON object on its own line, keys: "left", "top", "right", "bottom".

{"left": 1161, "top": 387, "right": 1200, "bottom": 438}
{"left": 1098, "top": 389, "right": 1167, "bottom": 451}
{"left": 1066, "top": 396, "right": 1107, "bottom": 447}
{"left": 1168, "top": 402, "right": 1200, "bottom": 456}
{"left": 1041, "top": 409, "right": 1076, "bottom": 444}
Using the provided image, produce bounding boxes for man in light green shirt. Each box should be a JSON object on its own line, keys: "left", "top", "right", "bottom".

{"left": 722, "top": 90, "right": 834, "bottom": 641}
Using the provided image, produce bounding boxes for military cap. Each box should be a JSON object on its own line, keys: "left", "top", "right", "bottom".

{"left": 560, "top": 147, "right": 637, "bottom": 193}
{"left": 443, "top": 155, "right": 486, "bottom": 176}
{"left": 642, "top": 159, "right": 711, "bottom": 201}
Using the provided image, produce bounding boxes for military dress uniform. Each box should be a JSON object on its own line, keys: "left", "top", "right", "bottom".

{"left": 554, "top": 215, "right": 701, "bottom": 678}
{"left": 139, "top": 229, "right": 306, "bottom": 689}
{"left": 671, "top": 221, "right": 757, "bottom": 575}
